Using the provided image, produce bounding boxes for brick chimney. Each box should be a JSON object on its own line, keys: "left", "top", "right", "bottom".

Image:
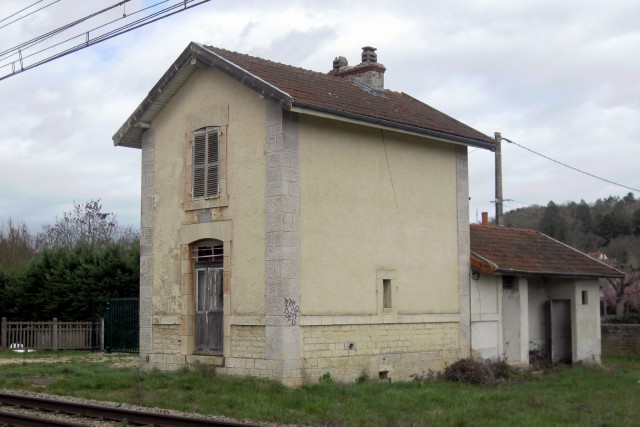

{"left": 329, "top": 46, "right": 386, "bottom": 94}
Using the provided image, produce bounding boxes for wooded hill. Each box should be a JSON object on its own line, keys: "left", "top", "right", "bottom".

{"left": 500, "top": 192, "right": 640, "bottom": 268}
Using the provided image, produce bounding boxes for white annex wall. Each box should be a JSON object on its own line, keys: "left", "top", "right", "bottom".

{"left": 470, "top": 274, "right": 501, "bottom": 358}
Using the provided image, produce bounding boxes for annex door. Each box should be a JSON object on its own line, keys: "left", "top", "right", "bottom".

{"left": 547, "top": 299, "right": 572, "bottom": 364}
{"left": 195, "top": 267, "right": 223, "bottom": 353}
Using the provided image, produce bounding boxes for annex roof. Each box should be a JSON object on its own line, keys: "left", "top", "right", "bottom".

{"left": 113, "top": 42, "right": 495, "bottom": 149}
{"left": 470, "top": 224, "right": 624, "bottom": 279}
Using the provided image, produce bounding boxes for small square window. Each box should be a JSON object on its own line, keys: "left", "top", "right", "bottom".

{"left": 383, "top": 279, "right": 392, "bottom": 309}
{"left": 581, "top": 290, "right": 588, "bottom": 305}
{"left": 377, "top": 270, "right": 397, "bottom": 314}
{"left": 502, "top": 275, "right": 515, "bottom": 290}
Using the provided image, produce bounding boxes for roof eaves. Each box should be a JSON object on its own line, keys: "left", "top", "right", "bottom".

{"left": 291, "top": 101, "right": 496, "bottom": 150}
{"left": 470, "top": 253, "right": 499, "bottom": 275}
{"left": 113, "top": 43, "right": 200, "bottom": 148}
{"left": 493, "top": 268, "right": 625, "bottom": 279}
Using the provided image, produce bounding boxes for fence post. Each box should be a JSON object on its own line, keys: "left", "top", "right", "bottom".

{"left": 100, "top": 318, "right": 105, "bottom": 352}
{"left": 1, "top": 317, "right": 6, "bottom": 349}
{"left": 52, "top": 318, "right": 58, "bottom": 350}
{"left": 106, "top": 301, "right": 111, "bottom": 353}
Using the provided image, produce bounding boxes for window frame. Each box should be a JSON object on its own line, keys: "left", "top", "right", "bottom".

{"left": 192, "top": 126, "right": 220, "bottom": 200}
{"left": 377, "top": 270, "right": 397, "bottom": 314}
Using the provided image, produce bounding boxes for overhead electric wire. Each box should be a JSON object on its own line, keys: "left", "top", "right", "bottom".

{"left": 0, "top": 0, "right": 45, "bottom": 23}
{"left": 0, "top": 0, "right": 62, "bottom": 30}
{"left": 0, "top": 0, "right": 194, "bottom": 66}
{"left": 1, "top": 0, "right": 161, "bottom": 66}
{"left": 0, "top": 0, "right": 210, "bottom": 81}
{"left": 0, "top": 1, "right": 131, "bottom": 62}
{"left": 501, "top": 136, "right": 640, "bottom": 193}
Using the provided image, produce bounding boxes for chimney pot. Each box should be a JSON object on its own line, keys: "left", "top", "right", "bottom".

{"left": 332, "top": 56, "right": 348, "bottom": 72}
{"left": 329, "top": 46, "right": 385, "bottom": 93}
{"left": 481, "top": 212, "right": 489, "bottom": 225}
{"left": 361, "top": 46, "right": 377, "bottom": 63}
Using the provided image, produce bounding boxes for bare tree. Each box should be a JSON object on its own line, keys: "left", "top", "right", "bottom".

{"left": 0, "top": 218, "right": 36, "bottom": 271}
{"left": 35, "top": 199, "right": 138, "bottom": 250}
{"left": 606, "top": 267, "right": 640, "bottom": 316}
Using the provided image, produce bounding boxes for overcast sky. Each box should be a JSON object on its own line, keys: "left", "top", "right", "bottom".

{"left": 1, "top": 0, "right": 638, "bottom": 232}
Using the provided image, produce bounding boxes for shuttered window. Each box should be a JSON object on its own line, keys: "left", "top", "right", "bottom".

{"left": 192, "top": 127, "right": 219, "bottom": 199}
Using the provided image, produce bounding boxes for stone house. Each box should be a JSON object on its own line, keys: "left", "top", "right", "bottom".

{"left": 469, "top": 222, "right": 624, "bottom": 365}
{"left": 113, "top": 42, "right": 495, "bottom": 385}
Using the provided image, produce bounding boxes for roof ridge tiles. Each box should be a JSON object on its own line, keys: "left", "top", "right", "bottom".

{"left": 114, "top": 42, "right": 496, "bottom": 149}
{"left": 206, "top": 45, "right": 342, "bottom": 80}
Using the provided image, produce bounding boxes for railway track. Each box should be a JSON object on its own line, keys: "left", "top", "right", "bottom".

{"left": 0, "top": 391, "right": 263, "bottom": 426}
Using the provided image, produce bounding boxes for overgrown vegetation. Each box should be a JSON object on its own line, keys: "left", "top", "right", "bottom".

{"left": 0, "top": 200, "right": 139, "bottom": 321}
{"left": 412, "top": 356, "right": 513, "bottom": 386}
{"left": 602, "top": 313, "right": 640, "bottom": 324}
{"left": 0, "top": 351, "right": 638, "bottom": 426}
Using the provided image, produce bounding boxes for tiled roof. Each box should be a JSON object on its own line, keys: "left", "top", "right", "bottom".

{"left": 113, "top": 43, "right": 496, "bottom": 149}
{"left": 207, "top": 46, "right": 495, "bottom": 145}
{"left": 470, "top": 224, "right": 624, "bottom": 278}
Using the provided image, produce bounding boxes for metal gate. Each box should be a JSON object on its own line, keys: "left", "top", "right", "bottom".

{"left": 92, "top": 298, "right": 139, "bottom": 353}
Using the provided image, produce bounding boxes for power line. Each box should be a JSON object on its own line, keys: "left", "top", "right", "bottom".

{"left": 500, "top": 136, "right": 640, "bottom": 193}
{"left": 0, "top": 0, "right": 210, "bottom": 81}
{"left": 0, "top": 1, "right": 131, "bottom": 61}
{"left": 0, "top": 0, "right": 45, "bottom": 23}
{"left": 0, "top": 0, "right": 62, "bottom": 29}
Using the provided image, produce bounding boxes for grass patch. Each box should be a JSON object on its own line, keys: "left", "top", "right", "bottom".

{"left": 0, "top": 349, "right": 84, "bottom": 359}
{"left": 0, "top": 351, "right": 638, "bottom": 426}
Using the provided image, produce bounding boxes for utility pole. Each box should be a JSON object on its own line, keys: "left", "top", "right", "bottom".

{"left": 494, "top": 132, "right": 503, "bottom": 226}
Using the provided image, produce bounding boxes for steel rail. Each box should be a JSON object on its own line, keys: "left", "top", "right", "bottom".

{"left": 0, "top": 409, "right": 87, "bottom": 426}
{"left": 0, "top": 391, "right": 262, "bottom": 426}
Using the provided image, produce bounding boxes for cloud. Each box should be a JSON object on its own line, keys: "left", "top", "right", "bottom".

{"left": 0, "top": 0, "right": 638, "bottom": 233}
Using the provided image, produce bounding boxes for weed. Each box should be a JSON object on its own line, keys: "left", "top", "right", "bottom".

{"left": 129, "top": 370, "right": 145, "bottom": 406}
{"left": 410, "top": 369, "right": 439, "bottom": 384}
{"left": 194, "top": 362, "right": 216, "bottom": 378}
{"left": 355, "top": 372, "right": 369, "bottom": 384}
{"left": 319, "top": 372, "right": 333, "bottom": 384}
{"left": 485, "top": 355, "right": 512, "bottom": 380}
{"left": 437, "top": 356, "right": 514, "bottom": 386}
{"left": 529, "top": 347, "right": 552, "bottom": 372}
{"left": 441, "top": 357, "right": 495, "bottom": 385}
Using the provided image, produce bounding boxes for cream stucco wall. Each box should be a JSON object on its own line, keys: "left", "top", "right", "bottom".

{"left": 146, "top": 67, "right": 268, "bottom": 358}
{"left": 138, "top": 64, "right": 473, "bottom": 381}
{"left": 298, "top": 117, "right": 461, "bottom": 316}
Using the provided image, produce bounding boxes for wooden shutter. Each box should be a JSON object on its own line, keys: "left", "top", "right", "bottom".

{"left": 206, "top": 130, "right": 219, "bottom": 197}
{"left": 192, "top": 127, "right": 219, "bottom": 199}
{"left": 192, "top": 132, "right": 206, "bottom": 198}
